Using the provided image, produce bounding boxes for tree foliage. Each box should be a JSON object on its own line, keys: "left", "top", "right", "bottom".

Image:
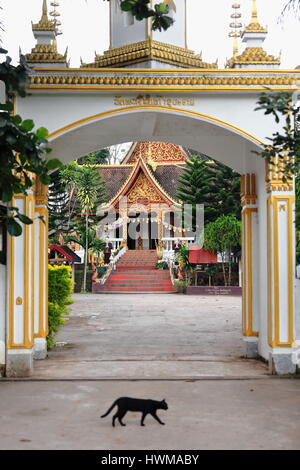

{"left": 60, "top": 162, "right": 106, "bottom": 291}
{"left": 0, "top": 50, "right": 62, "bottom": 236}
{"left": 204, "top": 215, "right": 241, "bottom": 286}
{"left": 176, "top": 155, "right": 241, "bottom": 227}
{"left": 77, "top": 148, "right": 110, "bottom": 165}
{"left": 255, "top": 92, "right": 300, "bottom": 178}
{"left": 104, "top": 0, "right": 174, "bottom": 31}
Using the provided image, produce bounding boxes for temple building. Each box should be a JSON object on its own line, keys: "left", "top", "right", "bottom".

{"left": 97, "top": 142, "right": 191, "bottom": 252}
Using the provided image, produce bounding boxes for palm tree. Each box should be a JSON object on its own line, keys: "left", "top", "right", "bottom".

{"left": 76, "top": 166, "right": 105, "bottom": 291}
{"left": 61, "top": 163, "right": 106, "bottom": 291}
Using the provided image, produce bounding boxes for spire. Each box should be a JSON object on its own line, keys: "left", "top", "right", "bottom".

{"left": 251, "top": 0, "right": 258, "bottom": 23}
{"left": 42, "top": 0, "right": 47, "bottom": 17}
{"left": 26, "top": 0, "right": 68, "bottom": 67}
{"left": 226, "top": 0, "right": 280, "bottom": 69}
{"left": 32, "top": 0, "right": 55, "bottom": 32}
{"left": 244, "top": 0, "right": 267, "bottom": 33}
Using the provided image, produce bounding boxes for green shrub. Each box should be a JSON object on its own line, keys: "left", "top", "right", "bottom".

{"left": 47, "top": 301, "right": 65, "bottom": 349}
{"left": 48, "top": 265, "right": 73, "bottom": 307}
{"left": 156, "top": 261, "right": 168, "bottom": 270}
{"left": 47, "top": 265, "right": 73, "bottom": 349}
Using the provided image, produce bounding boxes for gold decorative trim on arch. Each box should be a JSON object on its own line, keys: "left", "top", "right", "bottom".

{"left": 47, "top": 105, "right": 264, "bottom": 148}
{"left": 29, "top": 74, "right": 296, "bottom": 88}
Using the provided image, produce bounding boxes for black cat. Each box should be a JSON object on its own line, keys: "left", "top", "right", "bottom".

{"left": 101, "top": 397, "right": 168, "bottom": 427}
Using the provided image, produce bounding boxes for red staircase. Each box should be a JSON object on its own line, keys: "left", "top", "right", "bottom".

{"left": 95, "top": 250, "right": 175, "bottom": 293}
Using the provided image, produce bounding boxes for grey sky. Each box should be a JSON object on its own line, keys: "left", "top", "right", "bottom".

{"left": 2, "top": 0, "right": 300, "bottom": 68}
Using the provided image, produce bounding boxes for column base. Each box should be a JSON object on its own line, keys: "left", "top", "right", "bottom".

{"left": 34, "top": 338, "right": 47, "bottom": 360}
{"left": 269, "top": 353, "right": 297, "bottom": 375}
{"left": 243, "top": 337, "right": 259, "bottom": 358}
{"left": 6, "top": 349, "right": 34, "bottom": 377}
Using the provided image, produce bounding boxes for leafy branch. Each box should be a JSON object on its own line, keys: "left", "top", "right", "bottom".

{"left": 254, "top": 92, "right": 300, "bottom": 178}
{"left": 104, "top": 0, "right": 174, "bottom": 31}
{"left": 0, "top": 49, "right": 62, "bottom": 236}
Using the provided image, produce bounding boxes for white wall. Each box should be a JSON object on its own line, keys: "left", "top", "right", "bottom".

{"left": 110, "top": 0, "right": 187, "bottom": 49}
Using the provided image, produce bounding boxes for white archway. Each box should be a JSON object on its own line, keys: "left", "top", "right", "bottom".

{"left": 47, "top": 106, "right": 263, "bottom": 174}
{"left": 4, "top": 99, "right": 297, "bottom": 377}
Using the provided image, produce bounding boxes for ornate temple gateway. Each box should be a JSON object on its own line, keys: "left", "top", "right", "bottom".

{"left": 1, "top": 0, "right": 300, "bottom": 376}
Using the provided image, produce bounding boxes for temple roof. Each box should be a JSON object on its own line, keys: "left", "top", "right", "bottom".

{"left": 227, "top": 47, "right": 280, "bottom": 68}
{"left": 98, "top": 163, "right": 185, "bottom": 205}
{"left": 97, "top": 141, "right": 188, "bottom": 207}
{"left": 122, "top": 141, "right": 188, "bottom": 165}
{"left": 81, "top": 40, "right": 218, "bottom": 69}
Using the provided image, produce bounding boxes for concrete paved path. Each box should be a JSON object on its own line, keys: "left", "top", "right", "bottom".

{"left": 33, "top": 293, "right": 268, "bottom": 379}
{"left": 0, "top": 379, "right": 299, "bottom": 450}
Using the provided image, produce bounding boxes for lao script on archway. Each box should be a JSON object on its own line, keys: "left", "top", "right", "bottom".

{"left": 114, "top": 95, "right": 195, "bottom": 108}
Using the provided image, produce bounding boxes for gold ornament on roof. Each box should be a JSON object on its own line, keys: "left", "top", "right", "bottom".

{"left": 26, "top": 41, "right": 68, "bottom": 63}
{"left": 227, "top": 47, "right": 280, "bottom": 67}
{"left": 244, "top": 0, "right": 267, "bottom": 34}
{"left": 127, "top": 173, "right": 164, "bottom": 204}
{"left": 32, "top": 0, "right": 56, "bottom": 31}
{"left": 50, "top": 1, "right": 62, "bottom": 35}
{"left": 228, "top": 3, "right": 242, "bottom": 59}
{"left": 81, "top": 39, "right": 217, "bottom": 69}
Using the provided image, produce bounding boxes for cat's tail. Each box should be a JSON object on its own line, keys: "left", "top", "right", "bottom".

{"left": 101, "top": 399, "right": 118, "bottom": 418}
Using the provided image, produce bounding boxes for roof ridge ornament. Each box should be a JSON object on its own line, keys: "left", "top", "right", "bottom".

{"left": 226, "top": 0, "right": 280, "bottom": 69}
{"left": 244, "top": 0, "right": 267, "bottom": 33}
{"left": 32, "top": 0, "right": 56, "bottom": 31}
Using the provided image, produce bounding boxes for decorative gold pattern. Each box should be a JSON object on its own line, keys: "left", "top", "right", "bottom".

{"left": 240, "top": 174, "right": 257, "bottom": 206}
{"left": 32, "top": 0, "right": 56, "bottom": 31}
{"left": 127, "top": 172, "right": 165, "bottom": 204}
{"left": 244, "top": 0, "right": 267, "bottom": 34}
{"left": 227, "top": 47, "right": 280, "bottom": 68}
{"left": 244, "top": 22, "right": 267, "bottom": 34}
{"left": 128, "top": 142, "right": 187, "bottom": 163}
{"left": 35, "top": 176, "right": 48, "bottom": 206}
{"left": 26, "top": 42, "right": 67, "bottom": 64}
{"left": 81, "top": 39, "right": 217, "bottom": 69}
{"left": 266, "top": 157, "right": 294, "bottom": 192}
{"left": 29, "top": 73, "right": 295, "bottom": 87}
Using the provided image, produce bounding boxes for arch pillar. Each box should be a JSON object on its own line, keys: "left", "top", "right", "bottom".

{"left": 6, "top": 192, "right": 35, "bottom": 377}
{"left": 33, "top": 178, "right": 49, "bottom": 360}
{"left": 265, "top": 159, "right": 296, "bottom": 375}
{"left": 241, "top": 174, "right": 259, "bottom": 358}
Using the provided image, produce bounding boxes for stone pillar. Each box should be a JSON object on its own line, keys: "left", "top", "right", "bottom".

{"left": 266, "top": 158, "right": 296, "bottom": 374}
{"left": 241, "top": 174, "right": 259, "bottom": 358}
{"left": 6, "top": 192, "right": 35, "bottom": 377}
{"left": 33, "top": 178, "right": 48, "bottom": 360}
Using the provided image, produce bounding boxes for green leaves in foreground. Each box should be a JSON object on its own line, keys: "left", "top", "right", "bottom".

{"left": 255, "top": 92, "right": 300, "bottom": 178}
{"left": 0, "top": 52, "right": 63, "bottom": 236}
{"left": 120, "top": 0, "right": 174, "bottom": 31}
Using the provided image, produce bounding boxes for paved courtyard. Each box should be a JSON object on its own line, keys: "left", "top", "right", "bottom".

{"left": 1, "top": 379, "right": 300, "bottom": 450}
{"left": 33, "top": 293, "right": 268, "bottom": 379}
{"left": 1, "top": 294, "right": 300, "bottom": 450}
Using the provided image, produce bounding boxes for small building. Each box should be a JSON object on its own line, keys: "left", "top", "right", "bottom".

{"left": 48, "top": 244, "right": 81, "bottom": 279}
